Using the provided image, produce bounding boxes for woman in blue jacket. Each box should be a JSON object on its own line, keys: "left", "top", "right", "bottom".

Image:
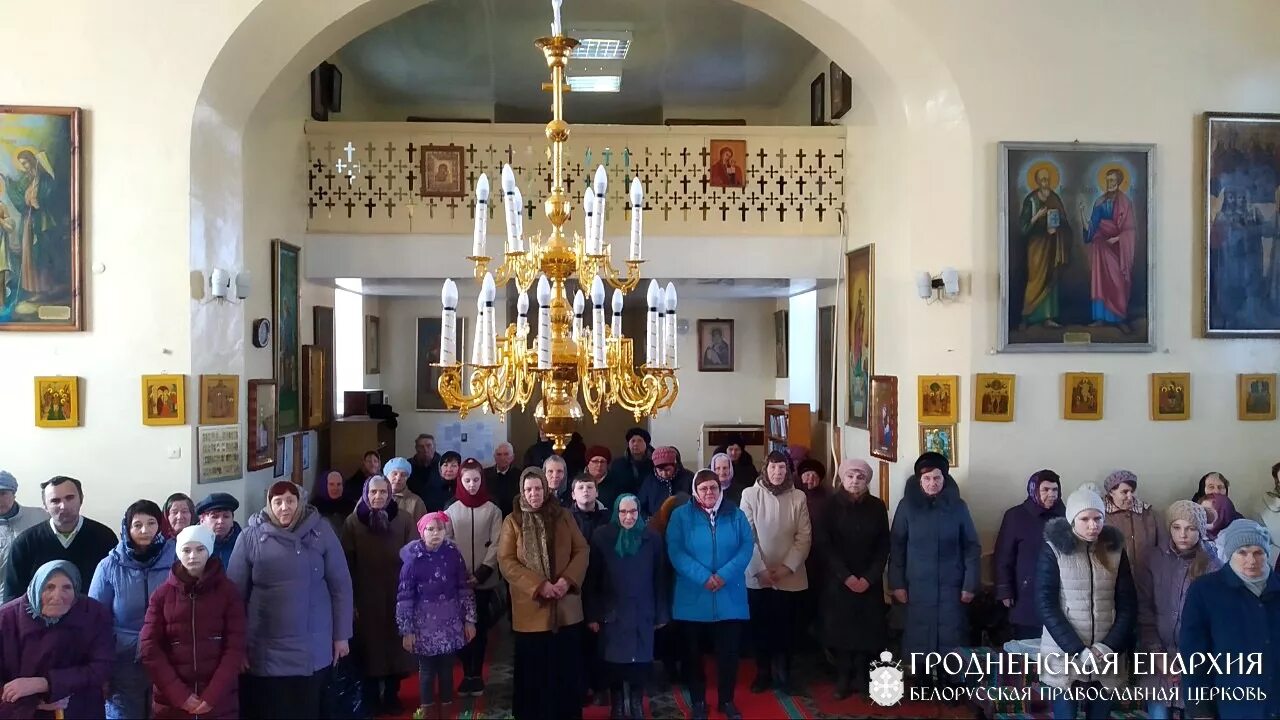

{"left": 1180, "top": 519, "right": 1280, "bottom": 720}
{"left": 88, "top": 499, "right": 177, "bottom": 719}
{"left": 666, "top": 469, "right": 753, "bottom": 720}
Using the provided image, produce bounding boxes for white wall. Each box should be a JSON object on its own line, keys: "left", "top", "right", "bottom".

{"left": 649, "top": 297, "right": 779, "bottom": 452}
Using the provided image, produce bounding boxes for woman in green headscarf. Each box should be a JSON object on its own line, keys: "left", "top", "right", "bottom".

{"left": 584, "top": 494, "right": 669, "bottom": 720}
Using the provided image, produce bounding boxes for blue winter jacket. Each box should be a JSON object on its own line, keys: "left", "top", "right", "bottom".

{"left": 1180, "top": 566, "right": 1280, "bottom": 720}
{"left": 88, "top": 523, "right": 177, "bottom": 719}
{"left": 665, "top": 496, "right": 753, "bottom": 622}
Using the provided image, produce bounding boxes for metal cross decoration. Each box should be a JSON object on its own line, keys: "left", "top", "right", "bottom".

{"left": 335, "top": 141, "right": 361, "bottom": 187}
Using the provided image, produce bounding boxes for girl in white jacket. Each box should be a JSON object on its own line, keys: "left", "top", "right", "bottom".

{"left": 445, "top": 458, "right": 503, "bottom": 696}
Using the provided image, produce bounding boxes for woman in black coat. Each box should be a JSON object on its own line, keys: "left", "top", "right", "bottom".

{"left": 819, "top": 458, "right": 889, "bottom": 699}
{"left": 585, "top": 494, "right": 669, "bottom": 720}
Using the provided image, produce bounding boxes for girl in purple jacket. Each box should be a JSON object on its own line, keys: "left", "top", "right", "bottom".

{"left": 396, "top": 512, "right": 476, "bottom": 718}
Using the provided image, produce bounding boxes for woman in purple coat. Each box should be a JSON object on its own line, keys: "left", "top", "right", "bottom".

{"left": 397, "top": 512, "right": 477, "bottom": 719}
{"left": 993, "top": 470, "right": 1065, "bottom": 638}
{"left": 0, "top": 560, "right": 113, "bottom": 719}
{"left": 226, "top": 481, "right": 354, "bottom": 720}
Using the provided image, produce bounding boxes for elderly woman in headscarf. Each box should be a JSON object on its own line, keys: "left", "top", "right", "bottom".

{"left": 1181, "top": 519, "right": 1280, "bottom": 720}
{"left": 89, "top": 499, "right": 178, "bottom": 719}
{"left": 710, "top": 452, "right": 742, "bottom": 505}
{"left": 795, "top": 458, "right": 830, "bottom": 645}
{"left": 1191, "top": 471, "right": 1230, "bottom": 503}
{"left": 497, "top": 467, "right": 590, "bottom": 720}
{"left": 1103, "top": 469, "right": 1162, "bottom": 577}
{"left": 162, "top": 493, "right": 196, "bottom": 537}
{"left": 714, "top": 436, "right": 759, "bottom": 489}
{"left": 1137, "top": 500, "right": 1221, "bottom": 720}
{"left": 818, "top": 458, "right": 890, "bottom": 699}
{"left": 994, "top": 470, "right": 1065, "bottom": 639}
{"left": 888, "top": 452, "right": 980, "bottom": 688}
{"left": 0, "top": 560, "right": 113, "bottom": 719}
{"left": 311, "top": 470, "right": 355, "bottom": 535}
{"left": 227, "top": 481, "right": 353, "bottom": 719}
{"left": 584, "top": 494, "right": 668, "bottom": 720}
{"left": 1201, "top": 493, "right": 1243, "bottom": 542}
{"left": 341, "top": 475, "right": 416, "bottom": 714}
{"left": 740, "top": 450, "right": 812, "bottom": 696}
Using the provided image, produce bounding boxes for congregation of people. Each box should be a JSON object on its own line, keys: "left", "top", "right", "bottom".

{"left": 2, "top": 435, "right": 1280, "bottom": 720}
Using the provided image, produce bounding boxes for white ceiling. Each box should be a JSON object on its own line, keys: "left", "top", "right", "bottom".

{"left": 335, "top": 0, "right": 820, "bottom": 120}
{"left": 347, "top": 277, "right": 821, "bottom": 300}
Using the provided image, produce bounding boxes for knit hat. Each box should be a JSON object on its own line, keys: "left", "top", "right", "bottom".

{"left": 625, "top": 427, "right": 652, "bottom": 446}
{"left": 1166, "top": 500, "right": 1213, "bottom": 538}
{"left": 797, "top": 459, "right": 827, "bottom": 481}
{"left": 585, "top": 445, "right": 612, "bottom": 464}
{"left": 383, "top": 457, "right": 412, "bottom": 477}
{"left": 176, "top": 524, "right": 216, "bottom": 557}
{"left": 1104, "top": 469, "right": 1138, "bottom": 493}
{"left": 913, "top": 452, "right": 949, "bottom": 477}
{"left": 652, "top": 446, "right": 678, "bottom": 468}
{"left": 417, "top": 511, "right": 451, "bottom": 536}
{"left": 194, "top": 492, "right": 239, "bottom": 516}
{"left": 1065, "top": 483, "right": 1106, "bottom": 522}
{"left": 1216, "top": 519, "right": 1272, "bottom": 564}
{"left": 0, "top": 471, "right": 16, "bottom": 493}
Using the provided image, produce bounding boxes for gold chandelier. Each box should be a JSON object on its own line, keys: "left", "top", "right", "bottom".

{"left": 434, "top": 5, "right": 679, "bottom": 452}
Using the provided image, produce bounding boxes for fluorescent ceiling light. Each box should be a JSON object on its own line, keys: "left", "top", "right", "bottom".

{"left": 567, "top": 75, "right": 622, "bottom": 93}
{"left": 572, "top": 38, "right": 631, "bottom": 60}
{"left": 569, "top": 29, "right": 633, "bottom": 60}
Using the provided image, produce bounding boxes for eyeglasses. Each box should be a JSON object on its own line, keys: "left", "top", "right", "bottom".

{"left": 617, "top": 509, "right": 639, "bottom": 516}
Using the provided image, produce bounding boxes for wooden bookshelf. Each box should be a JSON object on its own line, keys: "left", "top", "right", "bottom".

{"left": 764, "top": 400, "right": 812, "bottom": 454}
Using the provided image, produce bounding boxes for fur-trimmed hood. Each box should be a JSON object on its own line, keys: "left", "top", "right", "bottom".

{"left": 1044, "top": 517, "right": 1123, "bottom": 555}
{"left": 903, "top": 472, "right": 962, "bottom": 509}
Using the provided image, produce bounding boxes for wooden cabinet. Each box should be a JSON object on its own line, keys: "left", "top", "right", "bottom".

{"left": 330, "top": 415, "right": 396, "bottom": 477}
{"left": 764, "top": 400, "right": 811, "bottom": 455}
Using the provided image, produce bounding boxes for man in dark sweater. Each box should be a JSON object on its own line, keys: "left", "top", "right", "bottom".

{"left": 567, "top": 474, "right": 611, "bottom": 705}
{"left": 605, "top": 426, "right": 654, "bottom": 498}
{"left": 2, "top": 475, "right": 116, "bottom": 600}
{"left": 407, "top": 433, "right": 442, "bottom": 500}
{"left": 483, "top": 442, "right": 519, "bottom": 516}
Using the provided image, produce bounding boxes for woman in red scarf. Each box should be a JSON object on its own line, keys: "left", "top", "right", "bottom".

{"left": 444, "top": 459, "right": 503, "bottom": 696}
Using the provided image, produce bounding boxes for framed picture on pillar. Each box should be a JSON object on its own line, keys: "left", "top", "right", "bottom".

{"left": 869, "top": 375, "right": 898, "bottom": 462}
{"left": 272, "top": 240, "right": 301, "bottom": 434}
{"left": 1204, "top": 113, "right": 1280, "bottom": 337}
{"left": 997, "top": 142, "right": 1155, "bottom": 353}
{"left": 846, "top": 245, "right": 874, "bottom": 429}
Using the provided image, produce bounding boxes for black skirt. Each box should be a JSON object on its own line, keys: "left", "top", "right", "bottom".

{"left": 512, "top": 623, "right": 585, "bottom": 720}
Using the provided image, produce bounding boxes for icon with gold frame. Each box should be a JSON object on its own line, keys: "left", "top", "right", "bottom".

{"left": 34, "top": 376, "right": 80, "bottom": 428}
{"left": 1238, "top": 373, "right": 1277, "bottom": 421}
{"left": 198, "top": 374, "right": 239, "bottom": 426}
{"left": 1149, "top": 372, "right": 1190, "bottom": 421}
{"left": 919, "top": 424, "right": 957, "bottom": 468}
{"left": 974, "top": 373, "right": 1015, "bottom": 422}
{"left": 1063, "top": 372, "right": 1104, "bottom": 420}
{"left": 142, "top": 374, "right": 186, "bottom": 426}
{"left": 918, "top": 374, "right": 959, "bottom": 424}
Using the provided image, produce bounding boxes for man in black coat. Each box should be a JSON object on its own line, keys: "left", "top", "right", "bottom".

{"left": 483, "top": 442, "right": 520, "bottom": 516}
{"left": 605, "top": 427, "right": 654, "bottom": 499}
{"left": 3, "top": 476, "right": 116, "bottom": 600}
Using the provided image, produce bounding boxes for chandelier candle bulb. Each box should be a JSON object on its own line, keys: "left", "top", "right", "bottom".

{"left": 472, "top": 290, "right": 486, "bottom": 366}
{"left": 536, "top": 275, "right": 553, "bottom": 369}
{"left": 591, "top": 276, "right": 607, "bottom": 368}
{"left": 441, "top": 279, "right": 458, "bottom": 365}
{"left": 593, "top": 165, "right": 608, "bottom": 252}
{"left": 472, "top": 174, "right": 490, "bottom": 258}
{"left": 645, "top": 280, "right": 660, "bottom": 366}
{"left": 551, "top": 0, "right": 562, "bottom": 36}
{"left": 501, "top": 164, "right": 519, "bottom": 253}
{"left": 611, "top": 288, "right": 623, "bottom": 337}
{"left": 481, "top": 272, "right": 498, "bottom": 365}
{"left": 572, "top": 290, "right": 585, "bottom": 343}
{"left": 511, "top": 185, "right": 526, "bottom": 253}
{"left": 583, "top": 189, "right": 597, "bottom": 254}
{"left": 664, "top": 282, "right": 678, "bottom": 367}
{"left": 629, "top": 177, "right": 644, "bottom": 261}
{"left": 517, "top": 289, "right": 530, "bottom": 339}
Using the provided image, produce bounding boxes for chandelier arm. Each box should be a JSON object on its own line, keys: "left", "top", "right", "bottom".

{"left": 436, "top": 365, "right": 493, "bottom": 418}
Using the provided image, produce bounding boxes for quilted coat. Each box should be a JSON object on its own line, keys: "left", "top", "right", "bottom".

{"left": 226, "top": 506, "right": 354, "bottom": 676}
{"left": 138, "top": 559, "right": 246, "bottom": 719}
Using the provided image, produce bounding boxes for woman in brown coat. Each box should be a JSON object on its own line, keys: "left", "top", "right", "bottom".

{"left": 341, "top": 475, "right": 417, "bottom": 714}
{"left": 497, "top": 468, "right": 590, "bottom": 720}
{"left": 1103, "top": 470, "right": 1162, "bottom": 578}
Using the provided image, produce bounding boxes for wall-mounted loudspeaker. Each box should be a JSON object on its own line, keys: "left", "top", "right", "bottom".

{"left": 310, "top": 62, "right": 343, "bottom": 121}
